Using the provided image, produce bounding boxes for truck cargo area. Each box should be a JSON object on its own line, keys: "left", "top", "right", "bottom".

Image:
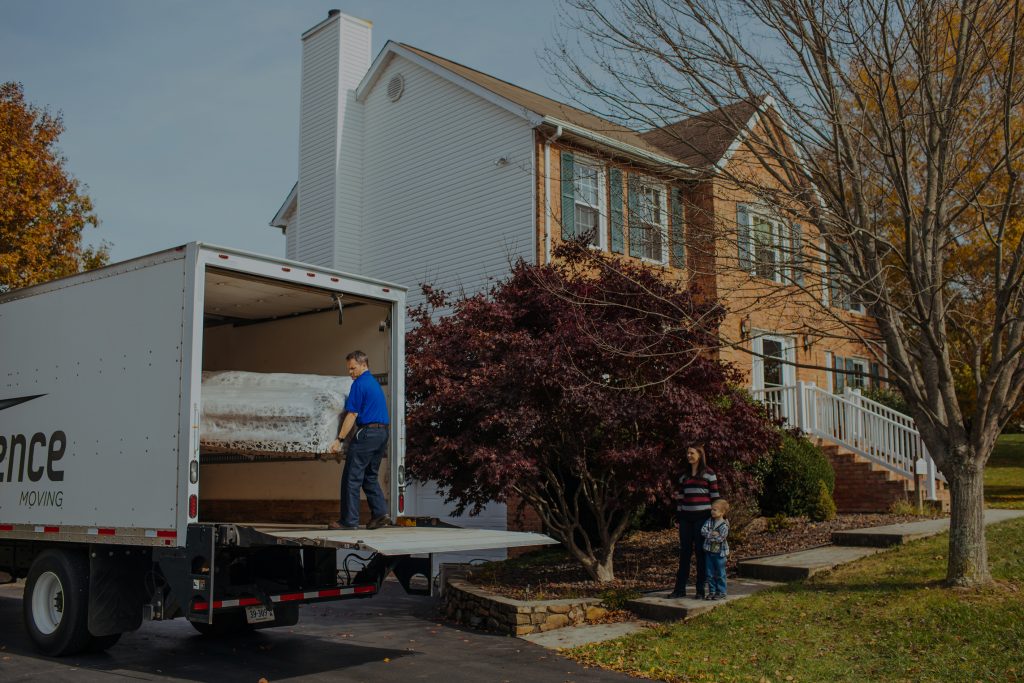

{"left": 198, "top": 265, "right": 397, "bottom": 526}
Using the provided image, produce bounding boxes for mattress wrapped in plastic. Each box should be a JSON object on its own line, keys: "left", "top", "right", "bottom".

{"left": 200, "top": 371, "right": 353, "bottom": 457}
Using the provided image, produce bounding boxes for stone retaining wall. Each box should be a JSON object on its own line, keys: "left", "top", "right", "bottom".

{"left": 441, "top": 577, "right": 608, "bottom": 636}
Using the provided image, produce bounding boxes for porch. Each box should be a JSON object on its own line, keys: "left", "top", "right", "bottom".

{"left": 751, "top": 382, "right": 945, "bottom": 503}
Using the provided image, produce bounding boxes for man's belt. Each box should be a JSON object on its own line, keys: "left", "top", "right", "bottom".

{"left": 358, "top": 422, "right": 389, "bottom": 429}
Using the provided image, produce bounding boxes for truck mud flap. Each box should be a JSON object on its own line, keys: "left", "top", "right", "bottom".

{"left": 88, "top": 545, "right": 151, "bottom": 637}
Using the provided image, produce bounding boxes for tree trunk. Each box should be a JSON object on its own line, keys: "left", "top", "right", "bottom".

{"left": 945, "top": 457, "right": 991, "bottom": 587}
{"left": 576, "top": 546, "right": 616, "bottom": 583}
{"left": 592, "top": 555, "right": 614, "bottom": 582}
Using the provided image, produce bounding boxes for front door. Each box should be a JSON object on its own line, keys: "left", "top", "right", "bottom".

{"left": 752, "top": 334, "right": 796, "bottom": 421}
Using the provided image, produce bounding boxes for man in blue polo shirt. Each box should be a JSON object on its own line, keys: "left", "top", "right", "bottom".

{"left": 328, "top": 350, "right": 391, "bottom": 530}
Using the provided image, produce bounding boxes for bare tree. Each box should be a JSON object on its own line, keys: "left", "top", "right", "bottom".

{"left": 547, "top": 0, "right": 1024, "bottom": 587}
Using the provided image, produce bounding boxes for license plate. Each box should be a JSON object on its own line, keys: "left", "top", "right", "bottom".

{"left": 244, "top": 605, "right": 275, "bottom": 624}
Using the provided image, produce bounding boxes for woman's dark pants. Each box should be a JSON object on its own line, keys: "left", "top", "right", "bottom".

{"left": 674, "top": 511, "right": 711, "bottom": 596}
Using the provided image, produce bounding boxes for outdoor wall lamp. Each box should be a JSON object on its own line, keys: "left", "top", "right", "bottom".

{"left": 740, "top": 317, "right": 750, "bottom": 340}
{"left": 803, "top": 333, "right": 813, "bottom": 352}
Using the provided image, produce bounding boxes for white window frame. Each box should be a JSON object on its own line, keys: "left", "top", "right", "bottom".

{"left": 744, "top": 207, "right": 791, "bottom": 283}
{"left": 750, "top": 333, "right": 797, "bottom": 390}
{"left": 572, "top": 157, "right": 607, "bottom": 251}
{"left": 635, "top": 179, "right": 668, "bottom": 264}
{"left": 847, "top": 357, "right": 868, "bottom": 389}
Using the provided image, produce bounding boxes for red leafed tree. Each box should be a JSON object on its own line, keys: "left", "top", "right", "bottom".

{"left": 406, "top": 242, "right": 779, "bottom": 582}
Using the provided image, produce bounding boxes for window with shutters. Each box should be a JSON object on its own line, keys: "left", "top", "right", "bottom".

{"left": 737, "top": 205, "right": 801, "bottom": 284}
{"left": 827, "top": 246, "right": 864, "bottom": 312}
{"left": 635, "top": 183, "right": 667, "bottom": 263}
{"left": 573, "top": 161, "right": 604, "bottom": 249}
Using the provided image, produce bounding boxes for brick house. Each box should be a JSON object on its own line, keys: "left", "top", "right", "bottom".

{"left": 271, "top": 12, "right": 944, "bottom": 543}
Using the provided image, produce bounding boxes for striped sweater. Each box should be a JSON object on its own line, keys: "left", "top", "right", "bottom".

{"left": 674, "top": 469, "right": 720, "bottom": 513}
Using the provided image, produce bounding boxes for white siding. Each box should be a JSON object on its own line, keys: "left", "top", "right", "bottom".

{"left": 333, "top": 18, "right": 371, "bottom": 272}
{"left": 294, "top": 14, "right": 370, "bottom": 269}
{"left": 358, "top": 56, "right": 536, "bottom": 306}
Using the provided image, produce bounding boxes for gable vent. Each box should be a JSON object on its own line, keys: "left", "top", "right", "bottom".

{"left": 387, "top": 74, "right": 405, "bottom": 102}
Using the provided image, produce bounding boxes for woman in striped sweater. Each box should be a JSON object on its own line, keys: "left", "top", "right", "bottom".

{"left": 668, "top": 443, "right": 720, "bottom": 599}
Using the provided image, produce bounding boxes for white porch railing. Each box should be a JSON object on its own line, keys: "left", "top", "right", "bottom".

{"left": 751, "top": 382, "right": 942, "bottom": 500}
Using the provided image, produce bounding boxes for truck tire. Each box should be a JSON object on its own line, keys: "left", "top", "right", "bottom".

{"left": 23, "top": 549, "right": 93, "bottom": 656}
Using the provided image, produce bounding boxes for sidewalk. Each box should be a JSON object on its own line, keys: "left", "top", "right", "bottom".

{"left": 522, "top": 509, "right": 1024, "bottom": 650}
{"left": 738, "top": 508, "right": 1024, "bottom": 581}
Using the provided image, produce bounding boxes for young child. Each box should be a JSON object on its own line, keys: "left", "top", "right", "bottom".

{"left": 701, "top": 499, "right": 730, "bottom": 600}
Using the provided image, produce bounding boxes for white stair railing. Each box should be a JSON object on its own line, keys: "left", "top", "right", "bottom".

{"left": 751, "top": 382, "right": 942, "bottom": 500}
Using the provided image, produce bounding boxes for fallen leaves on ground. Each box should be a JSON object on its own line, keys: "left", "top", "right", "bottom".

{"left": 469, "top": 513, "right": 933, "bottom": 601}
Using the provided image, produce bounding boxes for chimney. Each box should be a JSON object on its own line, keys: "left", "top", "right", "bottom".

{"left": 290, "top": 11, "right": 372, "bottom": 270}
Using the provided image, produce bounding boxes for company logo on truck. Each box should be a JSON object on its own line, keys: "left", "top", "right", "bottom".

{"left": 0, "top": 395, "right": 66, "bottom": 507}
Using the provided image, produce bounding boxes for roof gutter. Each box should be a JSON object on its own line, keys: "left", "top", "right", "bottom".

{"left": 541, "top": 116, "right": 695, "bottom": 177}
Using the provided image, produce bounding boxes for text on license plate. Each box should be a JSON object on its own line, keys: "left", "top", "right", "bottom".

{"left": 245, "top": 605, "right": 275, "bottom": 624}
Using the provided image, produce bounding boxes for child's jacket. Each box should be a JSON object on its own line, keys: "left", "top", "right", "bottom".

{"left": 701, "top": 518, "right": 730, "bottom": 557}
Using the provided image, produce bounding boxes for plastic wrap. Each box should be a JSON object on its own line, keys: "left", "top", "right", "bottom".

{"left": 200, "top": 371, "right": 352, "bottom": 456}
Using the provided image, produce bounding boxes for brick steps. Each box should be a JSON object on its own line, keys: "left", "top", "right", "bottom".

{"left": 818, "top": 442, "right": 950, "bottom": 513}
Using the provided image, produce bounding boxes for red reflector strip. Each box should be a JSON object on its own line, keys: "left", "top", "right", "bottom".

{"left": 306, "top": 272, "right": 316, "bottom": 277}
{"left": 218, "top": 254, "right": 229, "bottom": 260}
{"left": 87, "top": 528, "right": 116, "bottom": 536}
{"left": 43, "top": 526, "right": 59, "bottom": 533}
{"left": 0, "top": 524, "right": 14, "bottom": 531}
{"left": 281, "top": 267, "right": 291, "bottom": 272}
{"left": 156, "top": 530, "right": 177, "bottom": 538}
{"left": 191, "top": 585, "right": 376, "bottom": 611}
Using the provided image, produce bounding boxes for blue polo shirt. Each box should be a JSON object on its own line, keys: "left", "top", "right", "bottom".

{"left": 345, "top": 371, "right": 389, "bottom": 425}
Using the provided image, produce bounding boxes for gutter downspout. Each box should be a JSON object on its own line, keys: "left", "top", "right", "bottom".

{"left": 543, "top": 125, "right": 563, "bottom": 264}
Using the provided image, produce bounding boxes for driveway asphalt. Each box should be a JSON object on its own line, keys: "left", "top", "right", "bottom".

{"left": 0, "top": 580, "right": 642, "bottom": 682}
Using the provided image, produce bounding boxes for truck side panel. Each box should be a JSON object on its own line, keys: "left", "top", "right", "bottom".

{"left": 0, "top": 258, "right": 188, "bottom": 531}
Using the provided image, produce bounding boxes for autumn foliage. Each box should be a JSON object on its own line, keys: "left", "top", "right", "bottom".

{"left": 1, "top": 82, "right": 107, "bottom": 291}
{"left": 405, "top": 242, "right": 779, "bottom": 581}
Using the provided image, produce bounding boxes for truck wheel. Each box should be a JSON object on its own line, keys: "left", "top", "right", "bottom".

{"left": 23, "top": 549, "right": 92, "bottom": 656}
{"left": 190, "top": 611, "right": 253, "bottom": 637}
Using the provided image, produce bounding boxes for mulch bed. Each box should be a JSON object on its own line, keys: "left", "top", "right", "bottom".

{"left": 467, "top": 513, "right": 940, "bottom": 601}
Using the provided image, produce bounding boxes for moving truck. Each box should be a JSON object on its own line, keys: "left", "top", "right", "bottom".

{"left": 0, "top": 243, "right": 552, "bottom": 655}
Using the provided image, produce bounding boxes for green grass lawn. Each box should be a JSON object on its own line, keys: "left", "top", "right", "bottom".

{"left": 986, "top": 434, "right": 1024, "bottom": 509}
{"left": 569, "top": 517, "right": 1024, "bottom": 682}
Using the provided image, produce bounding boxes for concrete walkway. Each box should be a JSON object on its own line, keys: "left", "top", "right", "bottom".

{"left": 522, "top": 509, "right": 1024, "bottom": 650}
{"left": 738, "top": 508, "right": 1024, "bottom": 581}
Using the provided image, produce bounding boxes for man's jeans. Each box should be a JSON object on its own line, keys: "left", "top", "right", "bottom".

{"left": 705, "top": 553, "right": 727, "bottom": 596}
{"left": 340, "top": 425, "right": 389, "bottom": 526}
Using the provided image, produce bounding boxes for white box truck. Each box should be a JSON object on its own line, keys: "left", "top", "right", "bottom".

{"left": 0, "top": 243, "right": 552, "bottom": 656}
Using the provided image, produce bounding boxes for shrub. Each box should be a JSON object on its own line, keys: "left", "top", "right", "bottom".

{"left": 597, "top": 587, "right": 641, "bottom": 610}
{"left": 808, "top": 480, "right": 837, "bottom": 521}
{"left": 723, "top": 495, "right": 760, "bottom": 546}
{"left": 766, "top": 513, "right": 793, "bottom": 533}
{"left": 759, "top": 432, "right": 836, "bottom": 517}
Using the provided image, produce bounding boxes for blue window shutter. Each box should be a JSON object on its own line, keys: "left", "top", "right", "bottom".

{"left": 628, "top": 175, "right": 642, "bottom": 258}
{"left": 737, "top": 204, "right": 752, "bottom": 272}
{"left": 609, "top": 169, "right": 624, "bottom": 254}
{"left": 670, "top": 188, "right": 685, "bottom": 269}
{"left": 560, "top": 152, "right": 574, "bottom": 241}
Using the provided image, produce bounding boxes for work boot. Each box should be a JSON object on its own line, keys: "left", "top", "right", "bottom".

{"left": 367, "top": 515, "right": 393, "bottom": 530}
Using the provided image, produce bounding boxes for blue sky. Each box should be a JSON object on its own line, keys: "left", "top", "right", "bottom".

{"left": 1, "top": 0, "right": 563, "bottom": 262}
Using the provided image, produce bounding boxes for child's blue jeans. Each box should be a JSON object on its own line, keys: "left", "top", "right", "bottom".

{"left": 705, "top": 554, "right": 727, "bottom": 595}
